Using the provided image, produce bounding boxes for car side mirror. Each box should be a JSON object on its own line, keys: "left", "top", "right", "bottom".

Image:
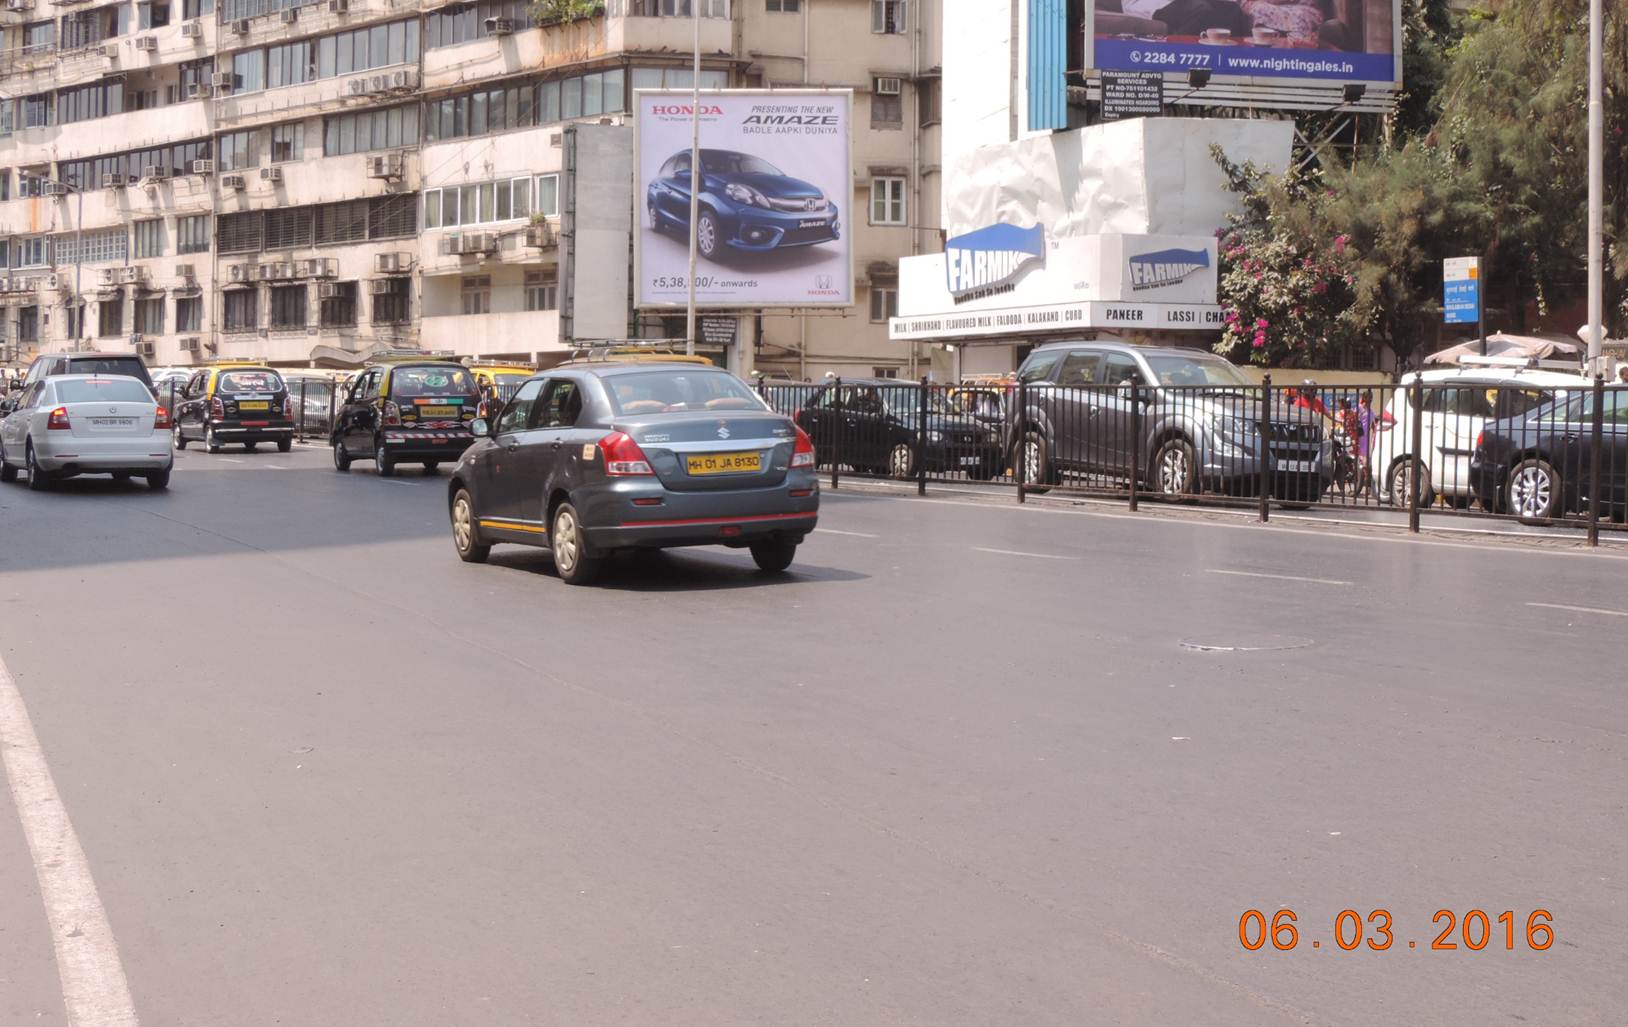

{"left": 470, "top": 417, "right": 492, "bottom": 438}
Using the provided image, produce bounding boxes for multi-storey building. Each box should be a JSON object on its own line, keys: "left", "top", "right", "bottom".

{"left": 0, "top": 0, "right": 940, "bottom": 378}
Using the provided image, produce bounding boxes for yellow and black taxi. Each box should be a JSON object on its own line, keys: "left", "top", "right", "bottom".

{"left": 465, "top": 360, "right": 537, "bottom": 411}
{"left": 172, "top": 363, "right": 294, "bottom": 453}
{"left": 331, "top": 360, "right": 480, "bottom": 476}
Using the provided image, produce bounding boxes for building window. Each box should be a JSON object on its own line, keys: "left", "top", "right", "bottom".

{"left": 57, "top": 81, "right": 124, "bottom": 126}
{"left": 320, "top": 282, "right": 357, "bottom": 327}
{"left": 422, "top": 69, "right": 631, "bottom": 144}
{"left": 424, "top": 176, "right": 551, "bottom": 229}
{"left": 766, "top": 0, "right": 798, "bottom": 10}
{"left": 14, "top": 237, "right": 49, "bottom": 268}
{"left": 98, "top": 297, "right": 124, "bottom": 338}
{"left": 265, "top": 207, "right": 315, "bottom": 249}
{"left": 869, "top": 283, "right": 898, "bottom": 323}
{"left": 425, "top": 0, "right": 526, "bottom": 49}
{"left": 177, "top": 216, "right": 210, "bottom": 255}
{"left": 870, "top": 176, "right": 906, "bottom": 225}
{"left": 134, "top": 297, "right": 165, "bottom": 335}
{"left": 323, "top": 104, "right": 418, "bottom": 156}
{"left": 460, "top": 276, "right": 491, "bottom": 315}
{"left": 0, "top": 171, "right": 9, "bottom": 201}
{"left": 871, "top": 77, "right": 903, "bottom": 129}
{"left": 17, "top": 306, "right": 39, "bottom": 344}
{"left": 223, "top": 289, "right": 258, "bottom": 331}
{"left": 524, "top": 270, "right": 558, "bottom": 311}
{"left": 176, "top": 296, "right": 202, "bottom": 331}
{"left": 871, "top": 367, "right": 900, "bottom": 379}
{"left": 606, "top": 0, "right": 728, "bottom": 15}
{"left": 134, "top": 219, "right": 164, "bottom": 259}
{"left": 218, "top": 131, "right": 254, "bottom": 171}
{"left": 270, "top": 123, "right": 304, "bottom": 163}
{"left": 871, "top": 0, "right": 905, "bottom": 33}
{"left": 232, "top": 50, "right": 266, "bottom": 93}
{"left": 55, "top": 228, "right": 128, "bottom": 266}
{"left": 919, "top": 77, "right": 941, "bottom": 126}
{"left": 22, "top": 94, "right": 54, "bottom": 130}
{"left": 372, "top": 278, "right": 410, "bottom": 324}
{"left": 536, "top": 174, "right": 559, "bottom": 217}
{"left": 270, "top": 284, "right": 307, "bottom": 328}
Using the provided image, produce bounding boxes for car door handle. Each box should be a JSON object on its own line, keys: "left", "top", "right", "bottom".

{"left": 505, "top": 440, "right": 520, "bottom": 451}
{"left": 550, "top": 440, "right": 562, "bottom": 449}
{"left": 1564, "top": 433, "right": 1580, "bottom": 443}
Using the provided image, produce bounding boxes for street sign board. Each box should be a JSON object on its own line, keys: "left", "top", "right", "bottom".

{"left": 1101, "top": 71, "right": 1163, "bottom": 120}
{"left": 1443, "top": 256, "right": 1480, "bottom": 325}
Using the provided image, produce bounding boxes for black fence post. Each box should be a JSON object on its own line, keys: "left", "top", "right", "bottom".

{"left": 1257, "top": 374, "right": 1271, "bottom": 523}
{"left": 1016, "top": 379, "right": 1028, "bottom": 505}
{"left": 757, "top": 375, "right": 766, "bottom": 399}
{"left": 1408, "top": 377, "right": 1424, "bottom": 533}
{"left": 326, "top": 381, "right": 337, "bottom": 442}
{"left": 298, "top": 379, "right": 307, "bottom": 442}
{"left": 1589, "top": 374, "right": 1604, "bottom": 547}
{"left": 916, "top": 375, "right": 929, "bottom": 497}
{"left": 1128, "top": 378, "right": 1140, "bottom": 513}
{"left": 830, "top": 376, "right": 841, "bottom": 491}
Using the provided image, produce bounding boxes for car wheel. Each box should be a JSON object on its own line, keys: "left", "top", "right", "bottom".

{"left": 551, "top": 501, "right": 600, "bottom": 585}
{"left": 451, "top": 488, "right": 490, "bottom": 564}
{"left": 146, "top": 466, "right": 171, "bottom": 490}
{"left": 277, "top": 438, "right": 292, "bottom": 453}
{"left": 648, "top": 199, "right": 661, "bottom": 231}
{"left": 205, "top": 424, "right": 222, "bottom": 454}
{"left": 173, "top": 422, "right": 188, "bottom": 450}
{"left": 1507, "top": 458, "right": 1559, "bottom": 521}
{"left": 1018, "top": 432, "right": 1053, "bottom": 494}
{"left": 750, "top": 539, "right": 798, "bottom": 573}
{"left": 375, "top": 440, "right": 395, "bottom": 477}
{"left": 1388, "top": 459, "right": 1435, "bottom": 509}
{"left": 25, "top": 442, "right": 49, "bottom": 491}
{"left": 0, "top": 455, "right": 15, "bottom": 483}
{"left": 332, "top": 438, "right": 351, "bottom": 471}
{"left": 697, "top": 209, "right": 720, "bottom": 260}
{"left": 1154, "top": 437, "right": 1197, "bottom": 497}
{"left": 888, "top": 442, "right": 916, "bottom": 480}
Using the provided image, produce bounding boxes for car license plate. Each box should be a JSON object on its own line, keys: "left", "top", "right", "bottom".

{"left": 419, "top": 405, "right": 458, "bottom": 416}
{"left": 238, "top": 401, "right": 269, "bottom": 411}
{"left": 1277, "top": 459, "right": 1316, "bottom": 474}
{"left": 798, "top": 219, "right": 827, "bottom": 229}
{"left": 687, "top": 451, "right": 762, "bottom": 475}
{"left": 91, "top": 417, "right": 136, "bottom": 428}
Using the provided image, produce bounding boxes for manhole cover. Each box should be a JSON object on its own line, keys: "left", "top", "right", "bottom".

{"left": 1179, "top": 635, "right": 1315, "bottom": 653}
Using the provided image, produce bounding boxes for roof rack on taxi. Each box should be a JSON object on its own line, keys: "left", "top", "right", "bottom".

{"left": 363, "top": 349, "right": 457, "bottom": 365}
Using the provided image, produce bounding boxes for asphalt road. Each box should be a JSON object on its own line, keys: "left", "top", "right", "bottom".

{"left": 1, "top": 443, "right": 1624, "bottom": 1026}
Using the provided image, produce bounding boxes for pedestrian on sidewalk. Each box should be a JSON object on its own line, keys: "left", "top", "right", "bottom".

{"left": 1356, "top": 390, "right": 1393, "bottom": 498}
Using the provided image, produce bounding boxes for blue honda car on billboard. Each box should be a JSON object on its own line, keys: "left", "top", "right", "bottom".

{"left": 647, "top": 148, "right": 841, "bottom": 261}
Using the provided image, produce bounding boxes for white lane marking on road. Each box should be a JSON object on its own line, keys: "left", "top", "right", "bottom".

{"left": 1526, "top": 601, "right": 1628, "bottom": 618}
{"left": 0, "top": 656, "right": 139, "bottom": 1027}
{"left": 814, "top": 528, "right": 879, "bottom": 538}
{"left": 1206, "top": 568, "right": 1351, "bottom": 586}
{"left": 971, "top": 546, "right": 1077, "bottom": 561}
{"left": 382, "top": 479, "right": 414, "bottom": 486}
{"left": 262, "top": 464, "right": 288, "bottom": 471}
{"left": 217, "top": 458, "right": 244, "bottom": 464}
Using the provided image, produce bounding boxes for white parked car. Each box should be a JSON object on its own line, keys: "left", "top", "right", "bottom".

{"left": 0, "top": 374, "right": 174, "bottom": 491}
{"left": 1372, "top": 364, "right": 1586, "bottom": 506}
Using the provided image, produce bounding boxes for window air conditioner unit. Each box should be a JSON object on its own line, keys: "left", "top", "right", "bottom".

{"left": 175, "top": 264, "right": 196, "bottom": 280}
{"left": 260, "top": 166, "right": 282, "bottom": 182}
{"left": 525, "top": 222, "right": 556, "bottom": 248}
{"left": 134, "top": 35, "right": 157, "bottom": 51}
{"left": 368, "top": 278, "right": 395, "bottom": 295}
{"left": 221, "top": 173, "right": 246, "bottom": 190}
{"left": 391, "top": 68, "right": 418, "bottom": 90}
{"left": 274, "top": 261, "right": 295, "bottom": 279}
{"left": 103, "top": 173, "right": 128, "bottom": 188}
{"left": 45, "top": 274, "right": 62, "bottom": 291}
{"left": 257, "top": 264, "right": 279, "bottom": 281}
{"left": 187, "top": 83, "right": 213, "bottom": 99}
{"left": 141, "top": 164, "right": 168, "bottom": 180}
{"left": 327, "top": 0, "right": 346, "bottom": 12}
{"left": 43, "top": 181, "right": 68, "bottom": 197}
{"left": 211, "top": 71, "right": 235, "bottom": 89}
{"left": 228, "top": 264, "right": 252, "bottom": 283}
{"left": 4, "top": 0, "right": 33, "bottom": 12}
{"left": 181, "top": 19, "right": 202, "bottom": 37}
{"left": 100, "top": 43, "right": 119, "bottom": 58}
{"left": 373, "top": 252, "right": 404, "bottom": 273}
{"left": 484, "top": 16, "right": 513, "bottom": 34}
{"left": 319, "top": 283, "right": 344, "bottom": 299}
{"left": 120, "top": 266, "right": 143, "bottom": 285}
{"left": 128, "top": 332, "right": 144, "bottom": 347}
{"left": 232, "top": 18, "right": 250, "bottom": 33}
{"left": 137, "top": 341, "right": 156, "bottom": 358}
{"left": 452, "top": 233, "right": 494, "bottom": 255}
{"left": 279, "top": 7, "right": 296, "bottom": 22}
{"left": 191, "top": 159, "right": 215, "bottom": 175}
{"left": 366, "top": 152, "right": 402, "bottom": 180}
{"left": 875, "top": 76, "right": 903, "bottom": 95}
{"left": 97, "top": 269, "right": 117, "bottom": 286}
{"left": 181, "top": 336, "right": 201, "bottom": 353}
{"left": 307, "top": 258, "right": 335, "bottom": 278}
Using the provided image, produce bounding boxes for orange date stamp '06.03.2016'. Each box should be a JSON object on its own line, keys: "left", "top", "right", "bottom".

{"left": 1238, "top": 909, "right": 1555, "bottom": 953}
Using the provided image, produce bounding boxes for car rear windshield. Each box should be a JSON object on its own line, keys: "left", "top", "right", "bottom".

{"left": 605, "top": 371, "right": 767, "bottom": 415}
{"left": 1143, "top": 354, "right": 1251, "bottom": 388}
{"left": 66, "top": 358, "right": 151, "bottom": 385}
{"left": 392, "top": 367, "right": 476, "bottom": 397}
{"left": 56, "top": 378, "right": 154, "bottom": 403}
{"left": 219, "top": 370, "right": 283, "bottom": 393}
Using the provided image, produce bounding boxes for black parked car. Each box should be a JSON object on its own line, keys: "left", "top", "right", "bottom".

{"left": 447, "top": 363, "right": 818, "bottom": 584}
{"left": 794, "top": 378, "right": 1004, "bottom": 479}
{"left": 172, "top": 364, "right": 294, "bottom": 453}
{"left": 1469, "top": 386, "right": 1628, "bottom": 520}
{"left": 332, "top": 361, "right": 479, "bottom": 476}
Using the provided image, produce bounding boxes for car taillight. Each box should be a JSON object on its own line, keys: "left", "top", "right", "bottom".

{"left": 599, "top": 431, "right": 653, "bottom": 476}
{"left": 210, "top": 396, "right": 224, "bottom": 419}
{"left": 382, "top": 400, "right": 401, "bottom": 426}
{"left": 153, "top": 405, "right": 170, "bottom": 429}
{"left": 282, "top": 395, "right": 293, "bottom": 419}
{"left": 791, "top": 425, "right": 815, "bottom": 468}
{"left": 46, "top": 406, "right": 70, "bottom": 430}
{"left": 1475, "top": 431, "right": 1484, "bottom": 451}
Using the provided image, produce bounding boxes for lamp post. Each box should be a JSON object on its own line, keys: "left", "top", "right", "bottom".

{"left": 52, "top": 176, "right": 86, "bottom": 351}
{"left": 1586, "top": 0, "right": 1604, "bottom": 371}
{"left": 683, "top": 0, "right": 701, "bottom": 356}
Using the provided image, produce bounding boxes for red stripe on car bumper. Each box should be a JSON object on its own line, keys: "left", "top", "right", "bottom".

{"left": 617, "top": 511, "right": 816, "bottom": 529}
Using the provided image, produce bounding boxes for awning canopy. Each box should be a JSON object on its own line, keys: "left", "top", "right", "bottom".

{"left": 1424, "top": 333, "right": 1584, "bottom": 366}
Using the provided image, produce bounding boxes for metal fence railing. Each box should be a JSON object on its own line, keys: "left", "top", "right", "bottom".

{"left": 758, "top": 375, "right": 1627, "bottom": 546}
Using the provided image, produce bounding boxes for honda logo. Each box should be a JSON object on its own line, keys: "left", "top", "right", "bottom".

{"left": 804, "top": 199, "right": 819, "bottom": 211}
{"left": 815, "top": 274, "right": 833, "bottom": 290}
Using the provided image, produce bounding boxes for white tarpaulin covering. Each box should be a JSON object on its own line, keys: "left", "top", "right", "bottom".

{"left": 944, "top": 117, "right": 1294, "bottom": 240}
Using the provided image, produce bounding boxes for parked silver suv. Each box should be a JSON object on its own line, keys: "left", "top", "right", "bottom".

{"left": 1006, "top": 341, "right": 1332, "bottom": 501}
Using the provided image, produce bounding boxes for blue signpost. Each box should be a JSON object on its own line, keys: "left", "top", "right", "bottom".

{"left": 1444, "top": 256, "right": 1484, "bottom": 354}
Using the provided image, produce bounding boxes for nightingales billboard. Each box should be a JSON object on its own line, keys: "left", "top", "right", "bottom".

{"left": 634, "top": 89, "right": 854, "bottom": 310}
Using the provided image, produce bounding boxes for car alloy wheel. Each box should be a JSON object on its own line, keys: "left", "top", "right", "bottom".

{"left": 332, "top": 438, "right": 351, "bottom": 471}
{"left": 206, "top": 425, "right": 222, "bottom": 454}
{"left": 648, "top": 200, "right": 660, "bottom": 230}
{"left": 553, "top": 505, "right": 580, "bottom": 574}
{"left": 375, "top": 442, "right": 394, "bottom": 477}
{"left": 451, "top": 489, "right": 489, "bottom": 563}
{"left": 697, "top": 210, "right": 719, "bottom": 259}
{"left": 173, "top": 422, "right": 187, "bottom": 450}
{"left": 25, "top": 442, "right": 47, "bottom": 491}
{"left": 1155, "top": 438, "right": 1194, "bottom": 496}
{"left": 889, "top": 443, "right": 915, "bottom": 479}
{"left": 1388, "top": 460, "right": 1434, "bottom": 509}
{"left": 1508, "top": 460, "right": 1556, "bottom": 520}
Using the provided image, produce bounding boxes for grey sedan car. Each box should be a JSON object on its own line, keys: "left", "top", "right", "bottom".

{"left": 447, "top": 363, "right": 819, "bottom": 584}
